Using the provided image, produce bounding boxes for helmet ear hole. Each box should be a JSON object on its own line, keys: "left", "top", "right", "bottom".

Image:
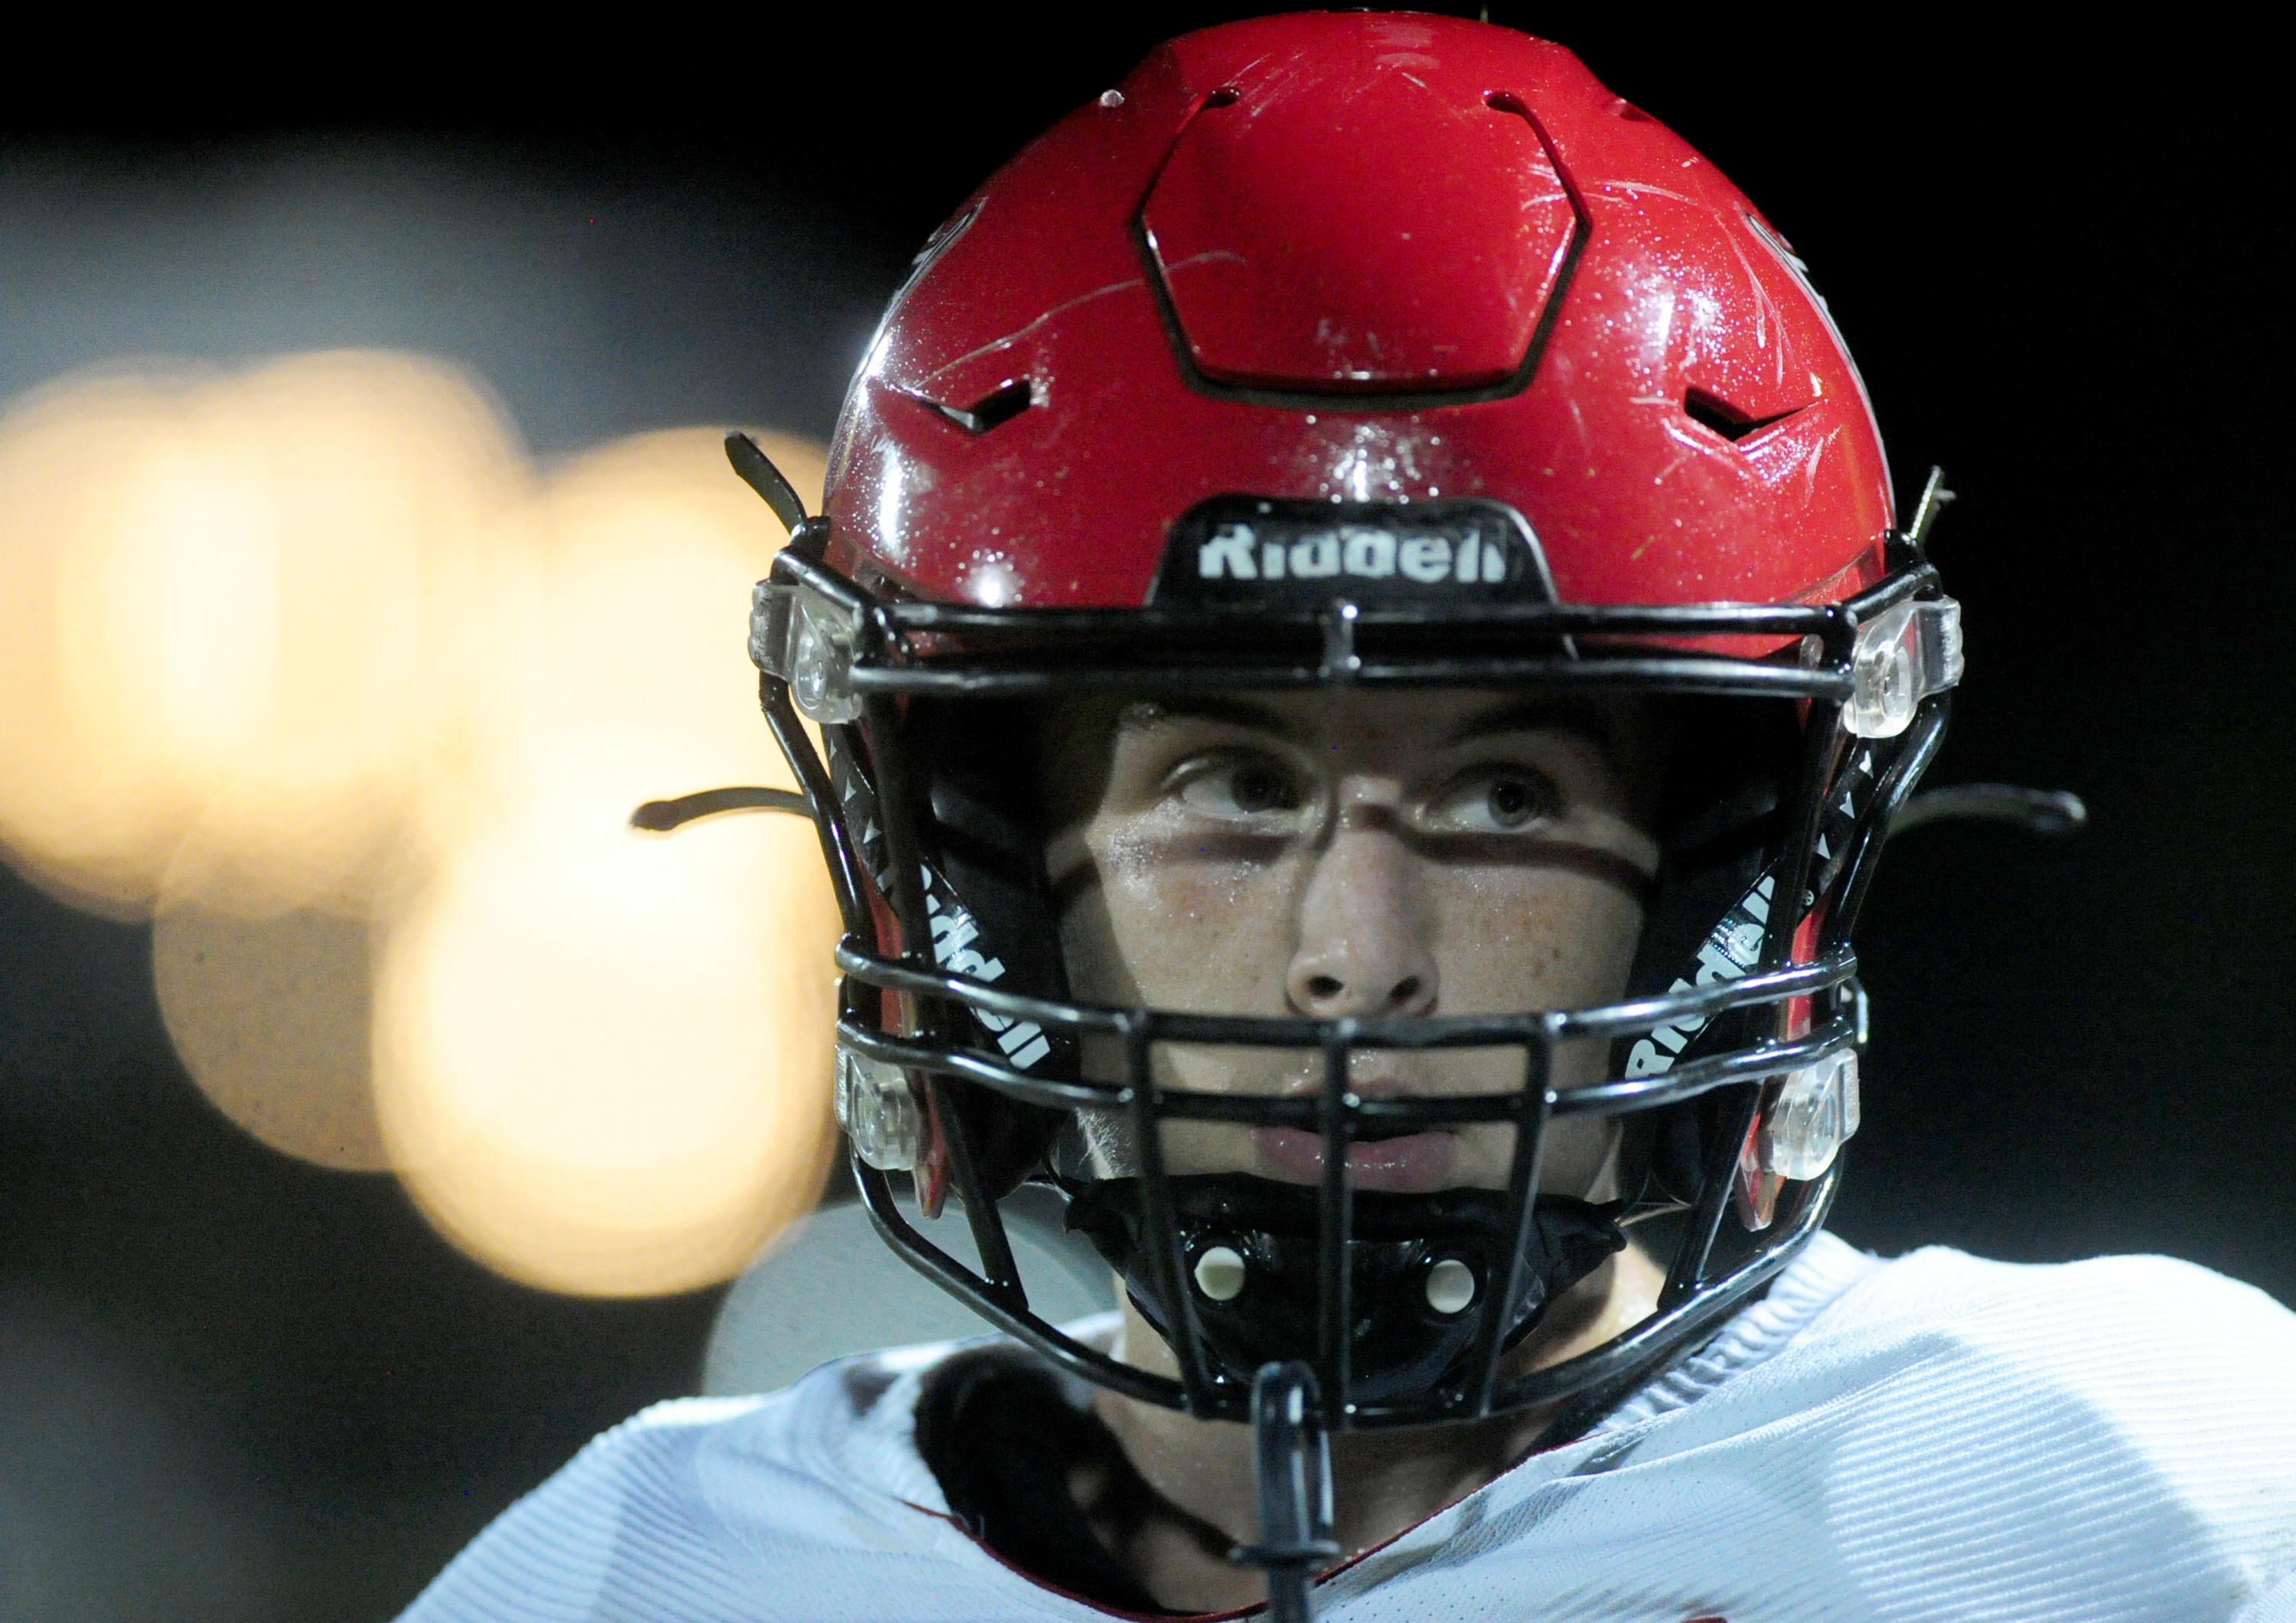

{"left": 1619, "top": 1102, "right": 1707, "bottom": 1208}
{"left": 1613, "top": 694, "right": 1801, "bottom": 1209}
{"left": 909, "top": 697, "right": 1081, "bottom": 1203}
{"left": 1648, "top": 1102, "right": 1709, "bottom": 1207}
{"left": 950, "top": 1087, "right": 1067, "bottom": 1205}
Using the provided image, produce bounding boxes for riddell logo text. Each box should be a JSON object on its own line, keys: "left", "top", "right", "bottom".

{"left": 1197, "top": 522, "right": 1510, "bottom": 585}
{"left": 922, "top": 870, "right": 1053, "bottom": 1071}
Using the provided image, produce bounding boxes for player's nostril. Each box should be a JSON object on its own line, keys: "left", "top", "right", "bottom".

{"left": 1305, "top": 974, "right": 1344, "bottom": 1001}
{"left": 1391, "top": 975, "right": 1423, "bottom": 1007}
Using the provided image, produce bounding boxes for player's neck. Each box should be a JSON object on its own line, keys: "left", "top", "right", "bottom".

{"left": 1091, "top": 1246, "right": 1665, "bottom": 1612}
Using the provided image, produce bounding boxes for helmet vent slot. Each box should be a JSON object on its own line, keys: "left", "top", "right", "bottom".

{"left": 1683, "top": 387, "right": 1800, "bottom": 444}
{"left": 914, "top": 379, "right": 1035, "bottom": 436}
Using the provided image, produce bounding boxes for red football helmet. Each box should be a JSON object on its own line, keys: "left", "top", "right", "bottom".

{"left": 743, "top": 13, "right": 1960, "bottom": 1436}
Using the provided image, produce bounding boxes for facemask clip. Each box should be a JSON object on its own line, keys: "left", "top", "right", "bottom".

{"left": 1845, "top": 598, "right": 1962, "bottom": 738}
{"left": 1760, "top": 1050, "right": 1862, "bottom": 1181}
{"left": 833, "top": 1044, "right": 922, "bottom": 1171}
{"left": 752, "top": 577, "right": 865, "bottom": 723}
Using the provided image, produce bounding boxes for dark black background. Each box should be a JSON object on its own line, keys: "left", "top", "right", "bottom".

{"left": 4, "top": 10, "right": 2289, "bottom": 1618}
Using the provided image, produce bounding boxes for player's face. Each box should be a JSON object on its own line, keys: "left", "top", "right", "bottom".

{"left": 1043, "top": 689, "right": 1664, "bottom": 1200}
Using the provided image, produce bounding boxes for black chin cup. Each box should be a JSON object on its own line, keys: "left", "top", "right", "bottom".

{"left": 1063, "top": 1174, "right": 1626, "bottom": 1406}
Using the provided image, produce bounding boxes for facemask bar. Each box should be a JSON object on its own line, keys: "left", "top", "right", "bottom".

{"left": 819, "top": 648, "right": 1899, "bottom": 1428}
{"left": 755, "top": 532, "right": 1954, "bottom": 1429}
{"left": 756, "top": 543, "right": 1954, "bottom": 714}
{"left": 835, "top": 933, "right": 1861, "bottom": 1425}
{"left": 809, "top": 687, "right": 1946, "bottom": 1429}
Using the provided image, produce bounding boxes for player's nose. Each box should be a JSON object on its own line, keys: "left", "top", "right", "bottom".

{"left": 1285, "top": 801, "right": 1438, "bottom": 1019}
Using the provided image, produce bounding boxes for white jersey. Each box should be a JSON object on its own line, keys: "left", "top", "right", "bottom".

{"left": 397, "top": 1235, "right": 2296, "bottom": 1622}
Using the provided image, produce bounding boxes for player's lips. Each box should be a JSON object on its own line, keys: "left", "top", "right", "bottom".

{"left": 1250, "top": 1125, "right": 1460, "bottom": 1193}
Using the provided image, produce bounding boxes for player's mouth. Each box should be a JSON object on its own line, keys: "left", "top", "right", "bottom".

{"left": 1249, "top": 1122, "right": 1461, "bottom": 1193}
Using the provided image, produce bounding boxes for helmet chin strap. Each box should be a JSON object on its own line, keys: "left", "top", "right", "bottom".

{"left": 1230, "top": 1362, "right": 1339, "bottom": 1623}
{"left": 1063, "top": 1175, "right": 1629, "bottom": 1407}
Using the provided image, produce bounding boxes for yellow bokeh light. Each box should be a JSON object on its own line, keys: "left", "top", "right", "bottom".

{"left": 153, "top": 903, "right": 391, "bottom": 1172}
{"left": 370, "top": 425, "right": 840, "bottom": 1296}
{"left": 0, "top": 354, "right": 527, "bottom": 916}
{"left": 2, "top": 347, "right": 840, "bottom": 1294}
{"left": 0, "top": 375, "right": 203, "bottom": 915}
{"left": 373, "top": 732, "right": 840, "bottom": 1296}
{"left": 452, "top": 429, "right": 826, "bottom": 821}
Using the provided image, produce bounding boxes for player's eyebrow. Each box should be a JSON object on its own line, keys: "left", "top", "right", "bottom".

{"left": 1114, "top": 696, "right": 1312, "bottom": 744}
{"left": 1438, "top": 698, "right": 1621, "bottom": 761}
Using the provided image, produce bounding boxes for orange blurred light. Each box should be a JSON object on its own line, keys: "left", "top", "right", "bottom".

{"left": 0, "top": 354, "right": 527, "bottom": 917}
{"left": 153, "top": 904, "right": 392, "bottom": 1172}
{"left": 455, "top": 429, "right": 826, "bottom": 818}
{"left": 3, "top": 349, "right": 837, "bottom": 1294}
{"left": 372, "top": 427, "right": 840, "bottom": 1296}
{"left": 0, "top": 374, "right": 204, "bottom": 915}
{"left": 373, "top": 734, "right": 840, "bottom": 1296}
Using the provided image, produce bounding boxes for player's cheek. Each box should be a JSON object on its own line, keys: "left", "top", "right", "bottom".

{"left": 1429, "top": 870, "right": 1645, "bottom": 1016}
{"left": 1095, "top": 850, "right": 1300, "bottom": 1017}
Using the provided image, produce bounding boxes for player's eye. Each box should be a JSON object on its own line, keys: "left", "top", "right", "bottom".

{"left": 1172, "top": 755, "right": 1304, "bottom": 819}
{"left": 1427, "top": 766, "right": 1558, "bottom": 833}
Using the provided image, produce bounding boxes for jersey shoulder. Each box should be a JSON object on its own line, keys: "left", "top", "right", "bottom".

{"left": 1602, "top": 1243, "right": 2296, "bottom": 1612}
{"left": 391, "top": 1337, "right": 1084, "bottom": 1623}
{"left": 1668, "top": 1242, "right": 2296, "bottom": 1497}
{"left": 1823, "top": 1243, "right": 2296, "bottom": 1418}
{"left": 1319, "top": 1243, "right": 2296, "bottom": 1621}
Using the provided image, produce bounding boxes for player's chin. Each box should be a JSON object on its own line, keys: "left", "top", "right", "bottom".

{"left": 1250, "top": 1126, "right": 1463, "bottom": 1193}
